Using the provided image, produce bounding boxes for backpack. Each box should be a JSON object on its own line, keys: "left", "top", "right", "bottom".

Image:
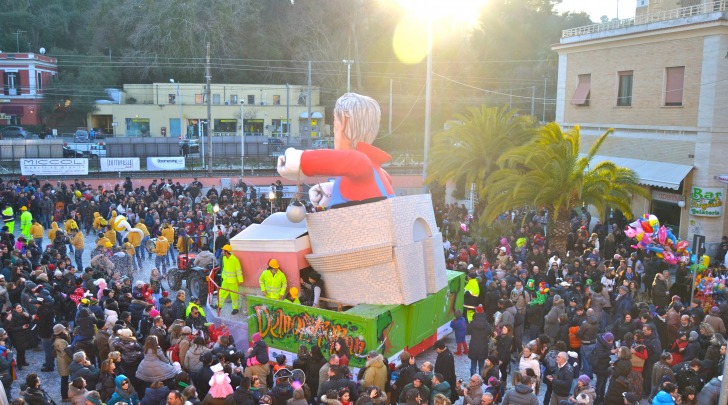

{"left": 514, "top": 310, "right": 524, "bottom": 327}
{"left": 121, "top": 347, "right": 142, "bottom": 364}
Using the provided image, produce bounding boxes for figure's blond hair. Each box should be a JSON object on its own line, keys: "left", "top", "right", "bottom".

{"left": 334, "top": 93, "right": 381, "bottom": 147}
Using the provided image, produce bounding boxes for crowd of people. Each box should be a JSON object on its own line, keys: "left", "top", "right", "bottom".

{"left": 1, "top": 169, "right": 728, "bottom": 405}
{"left": 439, "top": 202, "right": 728, "bottom": 405}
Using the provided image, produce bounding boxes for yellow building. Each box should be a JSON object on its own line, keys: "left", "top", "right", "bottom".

{"left": 554, "top": 0, "right": 728, "bottom": 252}
{"left": 89, "top": 83, "right": 326, "bottom": 140}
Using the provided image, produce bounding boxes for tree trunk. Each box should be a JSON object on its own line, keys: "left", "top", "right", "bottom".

{"left": 549, "top": 210, "right": 572, "bottom": 256}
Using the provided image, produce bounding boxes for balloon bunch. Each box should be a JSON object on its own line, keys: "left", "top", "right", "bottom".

{"left": 624, "top": 214, "right": 691, "bottom": 265}
{"left": 696, "top": 277, "right": 726, "bottom": 296}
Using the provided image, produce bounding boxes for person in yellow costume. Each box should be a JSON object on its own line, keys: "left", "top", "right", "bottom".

{"left": 64, "top": 217, "right": 78, "bottom": 234}
{"left": 161, "top": 222, "right": 175, "bottom": 264}
{"left": 153, "top": 234, "right": 170, "bottom": 275}
{"left": 30, "top": 219, "right": 44, "bottom": 251}
{"left": 19, "top": 207, "right": 32, "bottom": 240}
{"left": 48, "top": 222, "right": 59, "bottom": 244}
{"left": 104, "top": 226, "right": 117, "bottom": 246}
{"left": 1, "top": 203, "right": 13, "bottom": 233}
{"left": 463, "top": 274, "right": 481, "bottom": 322}
{"left": 176, "top": 231, "right": 194, "bottom": 254}
{"left": 219, "top": 244, "right": 244, "bottom": 315}
{"left": 259, "top": 259, "right": 287, "bottom": 300}
{"left": 96, "top": 232, "right": 111, "bottom": 249}
{"left": 126, "top": 227, "right": 143, "bottom": 269}
{"left": 92, "top": 212, "right": 107, "bottom": 231}
{"left": 70, "top": 227, "right": 85, "bottom": 270}
{"left": 135, "top": 220, "right": 151, "bottom": 260}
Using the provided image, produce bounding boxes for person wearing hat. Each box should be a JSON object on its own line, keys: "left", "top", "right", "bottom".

{"left": 259, "top": 258, "right": 287, "bottom": 301}
{"left": 151, "top": 233, "right": 170, "bottom": 275}
{"left": 219, "top": 244, "right": 244, "bottom": 315}
{"left": 1, "top": 203, "right": 14, "bottom": 234}
{"left": 592, "top": 332, "right": 615, "bottom": 403}
{"left": 704, "top": 306, "right": 726, "bottom": 335}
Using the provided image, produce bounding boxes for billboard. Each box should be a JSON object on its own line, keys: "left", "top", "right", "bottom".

{"left": 100, "top": 158, "right": 140, "bottom": 172}
{"left": 146, "top": 157, "right": 185, "bottom": 171}
{"left": 20, "top": 158, "right": 88, "bottom": 176}
{"left": 690, "top": 186, "right": 724, "bottom": 217}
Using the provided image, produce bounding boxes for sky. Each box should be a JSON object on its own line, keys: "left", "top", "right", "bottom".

{"left": 554, "top": 0, "right": 637, "bottom": 21}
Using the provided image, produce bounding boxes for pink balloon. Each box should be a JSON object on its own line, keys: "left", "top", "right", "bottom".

{"left": 624, "top": 227, "right": 637, "bottom": 238}
{"left": 658, "top": 226, "right": 667, "bottom": 245}
{"left": 663, "top": 251, "right": 678, "bottom": 264}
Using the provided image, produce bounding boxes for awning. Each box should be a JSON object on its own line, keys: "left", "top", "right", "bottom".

{"left": 586, "top": 154, "right": 693, "bottom": 190}
{"left": 299, "top": 111, "right": 323, "bottom": 119}
{"left": 0, "top": 106, "right": 23, "bottom": 115}
{"left": 571, "top": 75, "right": 591, "bottom": 105}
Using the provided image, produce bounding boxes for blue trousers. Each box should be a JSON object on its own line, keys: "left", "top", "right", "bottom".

{"left": 580, "top": 343, "right": 595, "bottom": 379}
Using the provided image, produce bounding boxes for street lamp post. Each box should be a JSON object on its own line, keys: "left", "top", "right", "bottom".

{"left": 342, "top": 60, "right": 354, "bottom": 93}
{"left": 268, "top": 191, "right": 276, "bottom": 213}
{"left": 239, "top": 101, "right": 245, "bottom": 176}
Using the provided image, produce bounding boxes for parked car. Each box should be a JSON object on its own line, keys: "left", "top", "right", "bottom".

{"left": 312, "top": 138, "right": 334, "bottom": 149}
{"left": 62, "top": 146, "right": 84, "bottom": 157}
{"left": 179, "top": 138, "right": 200, "bottom": 154}
{"left": 0, "top": 126, "right": 28, "bottom": 139}
{"left": 74, "top": 129, "right": 89, "bottom": 142}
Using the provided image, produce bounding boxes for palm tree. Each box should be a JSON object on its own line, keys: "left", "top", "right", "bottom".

{"left": 426, "top": 105, "right": 536, "bottom": 200}
{"left": 484, "top": 123, "right": 650, "bottom": 254}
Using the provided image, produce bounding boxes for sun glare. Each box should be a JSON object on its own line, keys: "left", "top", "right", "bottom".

{"left": 393, "top": 0, "right": 487, "bottom": 64}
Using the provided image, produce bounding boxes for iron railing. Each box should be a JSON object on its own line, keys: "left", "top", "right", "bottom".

{"left": 562, "top": 0, "right": 727, "bottom": 38}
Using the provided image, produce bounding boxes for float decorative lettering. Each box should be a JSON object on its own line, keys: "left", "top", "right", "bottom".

{"left": 253, "top": 305, "right": 367, "bottom": 356}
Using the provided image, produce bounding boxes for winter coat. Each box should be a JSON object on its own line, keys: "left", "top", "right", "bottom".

{"left": 54, "top": 335, "right": 73, "bottom": 377}
{"left": 362, "top": 354, "right": 387, "bottom": 391}
{"left": 652, "top": 390, "right": 675, "bottom": 404}
{"left": 430, "top": 381, "right": 451, "bottom": 403}
{"left": 434, "top": 348, "right": 459, "bottom": 402}
{"left": 8, "top": 309, "right": 35, "bottom": 350}
{"left": 184, "top": 343, "right": 212, "bottom": 373}
{"left": 230, "top": 387, "right": 257, "bottom": 405}
{"left": 496, "top": 335, "right": 513, "bottom": 366}
{"left": 501, "top": 384, "right": 539, "bottom": 405}
{"left": 68, "top": 385, "right": 88, "bottom": 405}
{"left": 517, "top": 354, "right": 540, "bottom": 380}
{"left": 107, "top": 375, "right": 140, "bottom": 405}
{"left": 592, "top": 334, "right": 614, "bottom": 376}
{"left": 136, "top": 348, "right": 178, "bottom": 383}
{"left": 544, "top": 300, "right": 565, "bottom": 337}
{"left": 697, "top": 376, "right": 721, "bottom": 404}
{"left": 140, "top": 385, "right": 170, "bottom": 405}
{"left": 450, "top": 316, "right": 467, "bottom": 343}
{"left": 576, "top": 315, "right": 598, "bottom": 343}
{"left": 468, "top": 312, "right": 492, "bottom": 361}
{"left": 70, "top": 361, "right": 100, "bottom": 388}
{"left": 551, "top": 363, "right": 574, "bottom": 397}
{"left": 97, "top": 372, "right": 117, "bottom": 402}
{"left": 114, "top": 337, "right": 144, "bottom": 375}
{"left": 604, "top": 358, "right": 631, "bottom": 404}
{"left": 19, "top": 386, "right": 54, "bottom": 405}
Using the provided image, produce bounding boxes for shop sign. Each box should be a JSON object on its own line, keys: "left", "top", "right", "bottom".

{"left": 146, "top": 157, "right": 185, "bottom": 171}
{"left": 690, "top": 186, "right": 724, "bottom": 217}
{"left": 20, "top": 158, "right": 88, "bottom": 176}
{"left": 100, "top": 158, "right": 140, "bottom": 172}
{"left": 717, "top": 174, "right": 728, "bottom": 184}
{"left": 652, "top": 190, "right": 681, "bottom": 203}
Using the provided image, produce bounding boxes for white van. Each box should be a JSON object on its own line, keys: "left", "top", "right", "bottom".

{"left": 65, "top": 142, "right": 107, "bottom": 158}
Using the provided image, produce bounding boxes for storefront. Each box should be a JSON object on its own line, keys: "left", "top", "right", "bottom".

{"left": 651, "top": 189, "right": 684, "bottom": 236}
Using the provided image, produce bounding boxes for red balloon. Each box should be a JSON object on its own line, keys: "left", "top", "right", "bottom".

{"left": 640, "top": 220, "right": 653, "bottom": 234}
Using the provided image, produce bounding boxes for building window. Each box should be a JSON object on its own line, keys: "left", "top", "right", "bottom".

{"left": 4, "top": 72, "right": 19, "bottom": 96}
{"left": 195, "top": 94, "right": 203, "bottom": 104}
{"left": 125, "top": 118, "right": 150, "bottom": 137}
{"left": 273, "top": 95, "right": 281, "bottom": 105}
{"left": 230, "top": 94, "right": 238, "bottom": 104}
{"left": 213, "top": 94, "right": 221, "bottom": 105}
{"left": 247, "top": 95, "right": 255, "bottom": 105}
{"left": 665, "top": 66, "right": 685, "bottom": 106}
{"left": 617, "top": 71, "right": 633, "bottom": 106}
{"left": 571, "top": 74, "right": 591, "bottom": 106}
{"left": 36, "top": 72, "right": 42, "bottom": 91}
{"left": 168, "top": 94, "right": 176, "bottom": 104}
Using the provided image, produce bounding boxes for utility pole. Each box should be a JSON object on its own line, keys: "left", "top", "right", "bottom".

{"left": 343, "top": 60, "right": 354, "bottom": 93}
{"left": 389, "top": 79, "right": 393, "bottom": 135}
{"left": 531, "top": 86, "right": 535, "bottom": 117}
{"left": 307, "top": 61, "right": 312, "bottom": 138}
{"left": 542, "top": 77, "right": 548, "bottom": 122}
{"left": 206, "top": 41, "right": 213, "bottom": 176}
{"left": 14, "top": 30, "right": 26, "bottom": 53}
{"left": 286, "top": 83, "right": 290, "bottom": 144}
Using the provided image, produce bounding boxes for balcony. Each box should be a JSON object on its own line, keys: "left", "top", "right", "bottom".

{"left": 562, "top": 0, "right": 727, "bottom": 38}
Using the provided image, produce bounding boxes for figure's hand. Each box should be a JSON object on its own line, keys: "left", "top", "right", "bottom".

{"left": 277, "top": 148, "right": 304, "bottom": 180}
{"left": 309, "top": 182, "right": 333, "bottom": 208}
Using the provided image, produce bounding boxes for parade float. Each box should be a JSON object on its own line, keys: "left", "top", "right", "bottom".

{"left": 208, "top": 93, "right": 464, "bottom": 370}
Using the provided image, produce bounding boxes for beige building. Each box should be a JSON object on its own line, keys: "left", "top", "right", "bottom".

{"left": 89, "top": 83, "right": 326, "bottom": 140}
{"left": 554, "top": 0, "right": 728, "bottom": 252}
